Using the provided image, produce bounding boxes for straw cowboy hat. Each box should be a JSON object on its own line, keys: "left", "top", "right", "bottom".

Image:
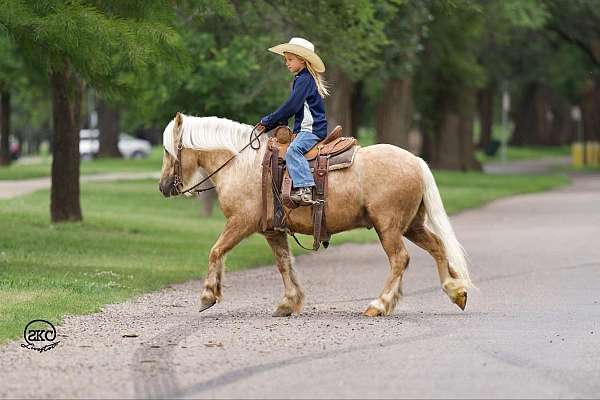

{"left": 269, "top": 37, "right": 325, "bottom": 73}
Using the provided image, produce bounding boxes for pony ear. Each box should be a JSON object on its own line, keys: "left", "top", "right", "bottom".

{"left": 173, "top": 112, "right": 183, "bottom": 143}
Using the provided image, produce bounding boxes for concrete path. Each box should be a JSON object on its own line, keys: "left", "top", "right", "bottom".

{"left": 0, "top": 172, "right": 160, "bottom": 199}
{"left": 1, "top": 173, "right": 599, "bottom": 399}
{"left": 483, "top": 156, "right": 571, "bottom": 174}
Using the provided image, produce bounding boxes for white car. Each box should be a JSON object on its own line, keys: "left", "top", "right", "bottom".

{"left": 79, "top": 129, "right": 152, "bottom": 159}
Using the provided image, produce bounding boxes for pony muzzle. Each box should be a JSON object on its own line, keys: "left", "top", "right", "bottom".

{"left": 159, "top": 175, "right": 181, "bottom": 197}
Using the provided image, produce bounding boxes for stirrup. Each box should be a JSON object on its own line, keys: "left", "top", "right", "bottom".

{"left": 290, "top": 187, "right": 315, "bottom": 205}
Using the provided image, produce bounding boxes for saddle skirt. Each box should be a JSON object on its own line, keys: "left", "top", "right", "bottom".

{"left": 261, "top": 125, "right": 359, "bottom": 250}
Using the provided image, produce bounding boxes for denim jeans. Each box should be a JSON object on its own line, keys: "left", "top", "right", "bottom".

{"left": 285, "top": 131, "right": 323, "bottom": 188}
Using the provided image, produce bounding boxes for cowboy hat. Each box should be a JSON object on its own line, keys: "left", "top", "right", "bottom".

{"left": 268, "top": 37, "right": 325, "bottom": 73}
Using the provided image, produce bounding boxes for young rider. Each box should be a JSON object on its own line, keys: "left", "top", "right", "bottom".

{"left": 258, "top": 37, "right": 329, "bottom": 205}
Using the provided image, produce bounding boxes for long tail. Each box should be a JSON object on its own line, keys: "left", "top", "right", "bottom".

{"left": 417, "top": 157, "right": 472, "bottom": 288}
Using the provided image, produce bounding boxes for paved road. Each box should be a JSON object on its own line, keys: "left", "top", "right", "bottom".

{"left": 1, "top": 173, "right": 599, "bottom": 399}
{"left": 0, "top": 172, "right": 160, "bottom": 199}
{"left": 483, "top": 156, "right": 571, "bottom": 174}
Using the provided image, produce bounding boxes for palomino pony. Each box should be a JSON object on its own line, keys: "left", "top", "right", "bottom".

{"left": 158, "top": 113, "right": 472, "bottom": 317}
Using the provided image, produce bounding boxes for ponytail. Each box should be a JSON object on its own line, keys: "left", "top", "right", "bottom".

{"left": 305, "top": 61, "right": 330, "bottom": 98}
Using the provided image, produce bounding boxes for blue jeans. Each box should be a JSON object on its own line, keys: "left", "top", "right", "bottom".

{"left": 285, "top": 131, "right": 322, "bottom": 188}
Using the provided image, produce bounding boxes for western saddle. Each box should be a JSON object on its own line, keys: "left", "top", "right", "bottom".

{"left": 261, "top": 125, "right": 359, "bottom": 250}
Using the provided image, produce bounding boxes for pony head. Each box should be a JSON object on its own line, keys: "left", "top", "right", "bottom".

{"left": 158, "top": 113, "right": 260, "bottom": 198}
{"left": 158, "top": 112, "right": 197, "bottom": 197}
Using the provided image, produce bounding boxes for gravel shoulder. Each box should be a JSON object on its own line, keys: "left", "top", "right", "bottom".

{"left": 1, "top": 173, "right": 599, "bottom": 399}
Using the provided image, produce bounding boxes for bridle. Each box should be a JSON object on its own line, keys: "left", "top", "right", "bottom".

{"left": 171, "top": 123, "right": 265, "bottom": 196}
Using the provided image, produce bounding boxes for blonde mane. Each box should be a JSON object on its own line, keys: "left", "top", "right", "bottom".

{"left": 162, "top": 115, "right": 266, "bottom": 167}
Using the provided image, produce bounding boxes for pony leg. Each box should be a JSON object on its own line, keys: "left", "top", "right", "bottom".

{"left": 405, "top": 210, "right": 468, "bottom": 310}
{"left": 264, "top": 231, "right": 305, "bottom": 317}
{"left": 200, "top": 218, "right": 253, "bottom": 312}
{"left": 364, "top": 230, "right": 410, "bottom": 317}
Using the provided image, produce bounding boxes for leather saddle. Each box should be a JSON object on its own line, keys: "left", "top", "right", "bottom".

{"left": 261, "top": 125, "right": 359, "bottom": 250}
{"left": 271, "top": 125, "right": 350, "bottom": 160}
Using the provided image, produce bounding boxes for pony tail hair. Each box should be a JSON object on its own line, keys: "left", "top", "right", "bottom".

{"left": 305, "top": 61, "right": 330, "bottom": 98}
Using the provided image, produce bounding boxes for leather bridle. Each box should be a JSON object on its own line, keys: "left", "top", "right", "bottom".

{"left": 171, "top": 123, "right": 265, "bottom": 196}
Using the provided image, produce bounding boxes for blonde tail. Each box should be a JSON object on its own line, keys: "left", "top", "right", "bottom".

{"left": 417, "top": 157, "right": 472, "bottom": 288}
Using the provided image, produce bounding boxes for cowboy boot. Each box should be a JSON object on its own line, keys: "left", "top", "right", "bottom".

{"left": 290, "top": 186, "right": 315, "bottom": 205}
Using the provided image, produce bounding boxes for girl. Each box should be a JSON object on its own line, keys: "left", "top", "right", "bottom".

{"left": 259, "top": 37, "right": 329, "bottom": 205}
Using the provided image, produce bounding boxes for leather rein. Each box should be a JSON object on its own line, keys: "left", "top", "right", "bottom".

{"left": 172, "top": 123, "right": 265, "bottom": 196}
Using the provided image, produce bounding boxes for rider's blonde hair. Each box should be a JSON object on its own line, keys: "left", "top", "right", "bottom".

{"left": 304, "top": 59, "right": 329, "bottom": 98}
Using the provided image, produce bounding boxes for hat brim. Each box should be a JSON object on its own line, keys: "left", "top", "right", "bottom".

{"left": 269, "top": 43, "right": 325, "bottom": 73}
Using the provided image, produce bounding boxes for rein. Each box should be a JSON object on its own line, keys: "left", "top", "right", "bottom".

{"left": 173, "top": 123, "right": 265, "bottom": 195}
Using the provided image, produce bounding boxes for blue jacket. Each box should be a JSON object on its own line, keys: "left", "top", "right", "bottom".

{"left": 261, "top": 68, "right": 328, "bottom": 138}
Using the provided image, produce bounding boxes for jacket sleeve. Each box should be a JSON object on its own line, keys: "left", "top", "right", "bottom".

{"left": 261, "top": 75, "right": 312, "bottom": 130}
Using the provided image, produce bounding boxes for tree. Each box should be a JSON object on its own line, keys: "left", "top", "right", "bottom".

{"left": 0, "top": 87, "right": 9, "bottom": 165}
{"left": 0, "top": 0, "right": 184, "bottom": 222}
{"left": 415, "top": 1, "right": 485, "bottom": 170}
{"left": 475, "top": 0, "right": 548, "bottom": 149}
{"left": 414, "top": 0, "right": 551, "bottom": 169}
{"left": 505, "top": 26, "right": 594, "bottom": 146}
{"left": 97, "top": 94, "right": 121, "bottom": 158}
{"left": 0, "top": 34, "right": 23, "bottom": 165}
{"left": 372, "top": 0, "right": 430, "bottom": 149}
{"left": 544, "top": 0, "right": 600, "bottom": 142}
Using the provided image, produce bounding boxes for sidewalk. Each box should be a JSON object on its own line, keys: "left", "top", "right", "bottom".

{"left": 483, "top": 156, "right": 571, "bottom": 174}
{"left": 0, "top": 172, "right": 160, "bottom": 199}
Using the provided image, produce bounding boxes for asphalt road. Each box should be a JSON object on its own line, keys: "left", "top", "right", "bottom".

{"left": 1, "top": 173, "right": 599, "bottom": 399}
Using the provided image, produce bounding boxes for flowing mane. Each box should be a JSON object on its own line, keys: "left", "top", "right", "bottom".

{"left": 162, "top": 115, "right": 266, "bottom": 167}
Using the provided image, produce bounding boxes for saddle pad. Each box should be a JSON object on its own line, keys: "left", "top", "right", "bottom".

{"left": 309, "top": 145, "right": 359, "bottom": 172}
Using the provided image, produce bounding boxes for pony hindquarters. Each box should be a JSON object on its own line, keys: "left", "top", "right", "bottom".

{"left": 356, "top": 145, "right": 426, "bottom": 316}
{"left": 351, "top": 145, "right": 472, "bottom": 315}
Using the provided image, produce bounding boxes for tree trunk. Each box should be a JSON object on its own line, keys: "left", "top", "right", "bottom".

{"left": 50, "top": 62, "right": 84, "bottom": 223}
{"left": 375, "top": 78, "right": 413, "bottom": 149}
{"left": 97, "top": 96, "right": 122, "bottom": 157}
{"left": 197, "top": 189, "right": 216, "bottom": 217}
{"left": 477, "top": 84, "right": 495, "bottom": 149}
{"left": 0, "top": 88, "right": 10, "bottom": 166}
{"left": 580, "top": 79, "right": 600, "bottom": 142}
{"left": 324, "top": 66, "right": 352, "bottom": 135}
{"left": 511, "top": 83, "right": 553, "bottom": 146}
{"left": 458, "top": 91, "right": 482, "bottom": 170}
{"left": 430, "top": 88, "right": 481, "bottom": 171}
{"left": 350, "top": 80, "right": 364, "bottom": 138}
{"left": 550, "top": 100, "right": 576, "bottom": 145}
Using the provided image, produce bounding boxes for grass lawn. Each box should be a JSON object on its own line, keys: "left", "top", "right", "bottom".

{"left": 0, "top": 147, "right": 163, "bottom": 180}
{"left": 355, "top": 126, "right": 571, "bottom": 163}
{"left": 0, "top": 171, "right": 569, "bottom": 344}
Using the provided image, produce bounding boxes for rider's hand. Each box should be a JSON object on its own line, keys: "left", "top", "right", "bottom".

{"left": 257, "top": 122, "right": 266, "bottom": 132}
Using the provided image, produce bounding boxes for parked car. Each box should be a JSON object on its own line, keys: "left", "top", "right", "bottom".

{"left": 79, "top": 129, "right": 152, "bottom": 159}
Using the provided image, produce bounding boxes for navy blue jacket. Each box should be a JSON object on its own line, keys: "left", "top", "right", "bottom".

{"left": 261, "top": 68, "right": 328, "bottom": 138}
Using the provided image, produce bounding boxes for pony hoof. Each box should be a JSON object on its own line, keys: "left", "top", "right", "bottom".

{"left": 272, "top": 305, "right": 293, "bottom": 317}
{"left": 454, "top": 292, "right": 467, "bottom": 311}
{"left": 199, "top": 300, "right": 216, "bottom": 313}
{"left": 363, "top": 306, "right": 384, "bottom": 317}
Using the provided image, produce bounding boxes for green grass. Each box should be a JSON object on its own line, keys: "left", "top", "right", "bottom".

{"left": 356, "top": 127, "right": 570, "bottom": 164}
{"left": 0, "top": 147, "right": 163, "bottom": 180}
{"left": 0, "top": 171, "right": 569, "bottom": 344}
